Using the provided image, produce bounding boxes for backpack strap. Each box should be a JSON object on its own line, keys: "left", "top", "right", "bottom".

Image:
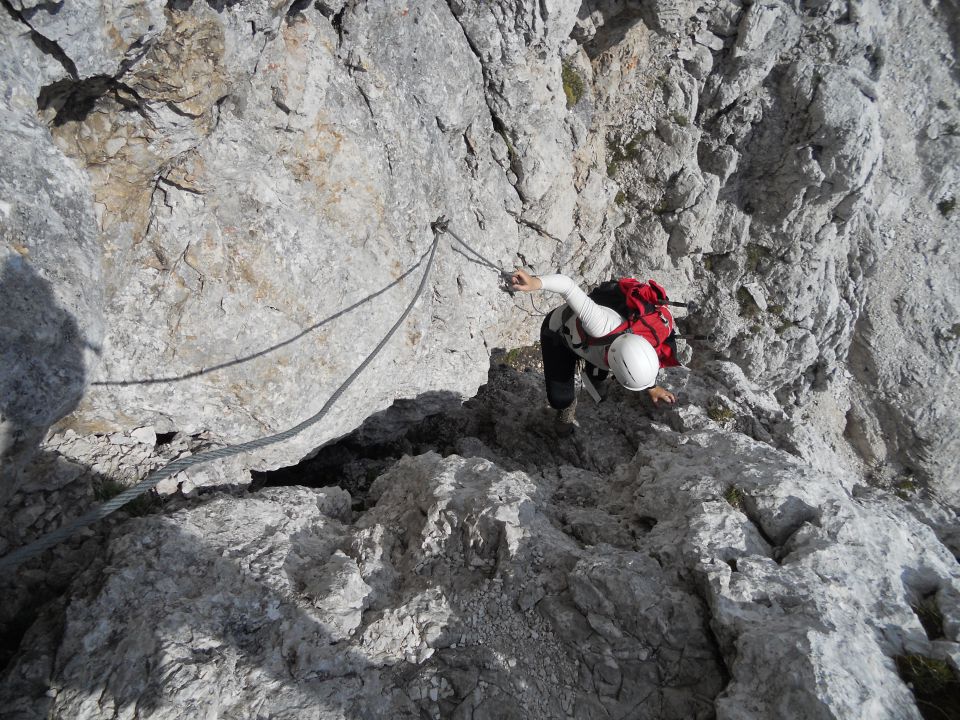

{"left": 559, "top": 306, "right": 585, "bottom": 349}
{"left": 634, "top": 311, "right": 667, "bottom": 348}
{"left": 582, "top": 317, "right": 634, "bottom": 348}
{"left": 560, "top": 305, "right": 632, "bottom": 349}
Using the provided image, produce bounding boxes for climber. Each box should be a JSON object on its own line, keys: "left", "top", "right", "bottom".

{"left": 510, "top": 269, "right": 677, "bottom": 435}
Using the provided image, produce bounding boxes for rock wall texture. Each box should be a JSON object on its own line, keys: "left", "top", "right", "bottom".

{"left": 3, "top": 0, "right": 955, "bottom": 498}
{"left": 1, "top": 0, "right": 956, "bottom": 493}
{"left": 576, "top": 0, "right": 959, "bottom": 500}
{"left": 1, "top": 0, "right": 620, "bottom": 479}
{"left": 3, "top": 364, "right": 959, "bottom": 719}
{"left": 2, "top": 0, "right": 960, "bottom": 718}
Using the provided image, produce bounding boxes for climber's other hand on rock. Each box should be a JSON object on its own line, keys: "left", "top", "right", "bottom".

{"left": 648, "top": 386, "right": 677, "bottom": 406}
{"left": 510, "top": 268, "right": 542, "bottom": 293}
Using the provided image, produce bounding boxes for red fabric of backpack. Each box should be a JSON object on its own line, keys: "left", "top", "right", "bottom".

{"left": 574, "top": 278, "right": 681, "bottom": 368}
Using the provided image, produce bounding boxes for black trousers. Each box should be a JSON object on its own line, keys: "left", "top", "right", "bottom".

{"left": 540, "top": 312, "right": 608, "bottom": 409}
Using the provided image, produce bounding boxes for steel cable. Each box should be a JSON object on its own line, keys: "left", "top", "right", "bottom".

{"left": 0, "top": 231, "right": 442, "bottom": 574}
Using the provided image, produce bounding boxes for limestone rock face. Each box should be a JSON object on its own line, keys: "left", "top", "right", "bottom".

{"left": 10, "top": 0, "right": 167, "bottom": 79}
{"left": 3, "top": 0, "right": 955, "bottom": 498}
{"left": 4, "top": 365, "right": 958, "bottom": 719}
{"left": 2, "top": 0, "right": 622, "bottom": 482}
{"left": 0, "top": 8, "right": 104, "bottom": 475}
{"left": 32, "top": 1, "right": 512, "bottom": 470}
{"left": 584, "top": 0, "right": 959, "bottom": 498}
{"left": 3, "top": 1, "right": 960, "bottom": 718}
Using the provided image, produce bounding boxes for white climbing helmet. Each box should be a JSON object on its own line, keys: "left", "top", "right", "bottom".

{"left": 607, "top": 334, "right": 659, "bottom": 391}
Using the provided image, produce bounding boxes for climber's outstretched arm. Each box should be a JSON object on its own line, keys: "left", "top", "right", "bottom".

{"left": 510, "top": 269, "right": 619, "bottom": 337}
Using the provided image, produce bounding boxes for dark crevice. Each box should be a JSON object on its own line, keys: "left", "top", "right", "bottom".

{"left": 442, "top": 0, "right": 527, "bottom": 208}
{"left": 739, "top": 499, "right": 782, "bottom": 563}
{"left": 510, "top": 211, "right": 560, "bottom": 242}
{"left": 912, "top": 591, "right": 945, "bottom": 641}
{"left": 251, "top": 391, "right": 469, "bottom": 505}
{"left": 163, "top": 100, "right": 203, "bottom": 120}
{"left": 1, "top": 0, "right": 78, "bottom": 79}
{"left": 687, "top": 580, "right": 734, "bottom": 702}
{"left": 116, "top": 34, "right": 154, "bottom": 77}
{"left": 895, "top": 653, "right": 960, "bottom": 720}
{"left": 158, "top": 175, "right": 203, "bottom": 196}
{"left": 155, "top": 431, "right": 178, "bottom": 447}
{"left": 286, "top": 0, "right": 312, "bottom": 18}
{"left": 17, "top": 0, "right": 64, "bottom": 18}
{"left": 443, "top": 0, "right": 484, "bottom": 67}
{"left": 251, "top": 361, "right": 591, "bottom": 507}
{"left": 37, "top": 76, "right": 111, "bottom": 125}
{"left": 37, "top": 75, "right": 149, "bottom": 127}
{"left": 205, "top": 0, "right": 243, "bottom": 12}
{"left": 331, "top": 4, "right": 347, "bottom": 47}
{"left": 352, "top": 76, "right": 375, "bottom": 119}
{"left": 577, "top": 6, "right": 646, "bottom": 60}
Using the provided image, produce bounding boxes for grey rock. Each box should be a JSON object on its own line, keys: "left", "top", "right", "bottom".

{"left": 0, "top": 10, "right": 104, "bottom": 480}
{"left": 11, "top": 0, "right": 600, "bottom": 475}
{"left": 11, "top": 0, "right": 167, "bottom": 79}
{"left": 3, "top": 0, "right": 960, "bottom": 718}
{"left": 6, "top": 365, "right": 959, "bottom": 719}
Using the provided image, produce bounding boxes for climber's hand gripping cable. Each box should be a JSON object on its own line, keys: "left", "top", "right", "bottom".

{"left": 509, "top": 268, "right": 542, "bottom": 293}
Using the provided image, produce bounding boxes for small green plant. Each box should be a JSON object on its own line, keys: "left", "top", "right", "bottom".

{"left": 896, "top": 654, "right": 954, "bottom": 694}
{"left": 913, "top": 595, "right": 945, "bottom": 640}
{"left": 775, "top": 320, "right": 795, "bottom": 335}
{"left": 941, "top": 322, "right": 960, "bottom": 341}
{"left": 672, "top": 113, "right": 689, "bottom": 127}
{"left": 561, "top": 60, "right": 585, "bottom": 108}
{"left": 745, "top": 243, "right": 773, "bottom": 273}
{"left": 499, "top": 129, "right": 518, "bottom": 167}
{"left": 623, "top": 134, "right": 644, "bottom": 161}
{"left": 736, "top": 287, "right": 761, "bottom": 319}
{"left": 895, "top": 476, "right": 918, "bottom": 500}
{"left": 894, "top": 654, "right": 960, "bottom": 720}
{"left": 491, "top": 116, "right": 519, "bottom": 170}
{"left": 708, "top": 403, "right": 735, "bottom": 424}
{"left": 93, "top": 478, "right": 126, "bottom": 502}
{"left": 605, "top": 133, "right": 646, "bottom": 177}
{"left": 937, "top": 196, "right": 955, "bottom": 217}
{"left": 723, "top": 485, "right": 745, "bottom": 511}
{"left": 615, "top": 190, "right": 627, "bottom": 205}
{"left": 651, "top": 199, "right": 671, "bottom": 214}
{"left": 767, "top": 304, "right": 785, "bottom": 315}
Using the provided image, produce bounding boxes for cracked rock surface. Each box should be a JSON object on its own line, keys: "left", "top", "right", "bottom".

{"left": 2, "top": 0, "right": 960, "bottom": 718}
{"left": 2, "top": 1, "right": 956, "bottom": 492}
{"left": 3, "top": 363, "right": 959, "bottom": 719}
{"left": 1, "top": 0, "right": 618, "bottom": 481}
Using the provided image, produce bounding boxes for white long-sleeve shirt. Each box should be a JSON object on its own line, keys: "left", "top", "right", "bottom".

{"left": 541, "top": 274, "right": 624, "bottom": 369}
{"left": 541, "top": 274, "right": 623, "bottom": 336}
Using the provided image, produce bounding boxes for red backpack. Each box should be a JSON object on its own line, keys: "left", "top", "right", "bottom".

{"left": 563, "top": 278, "right": 681, "bottom": 368}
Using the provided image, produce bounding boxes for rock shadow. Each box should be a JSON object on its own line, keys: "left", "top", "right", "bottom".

{"left": 1, "top": 359, "right": 729, "bottom": 718}
{"left": 0, "top": 504, "right": 392, "bottom": 719}
{"left": 252, "top": 390, "right": 469, "bottom": 499}
{"left": 0, "top": 451, "right": 120, "bottom": 676}
{"left": 0, "top": 256, "right": 94, "bottom": 494}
